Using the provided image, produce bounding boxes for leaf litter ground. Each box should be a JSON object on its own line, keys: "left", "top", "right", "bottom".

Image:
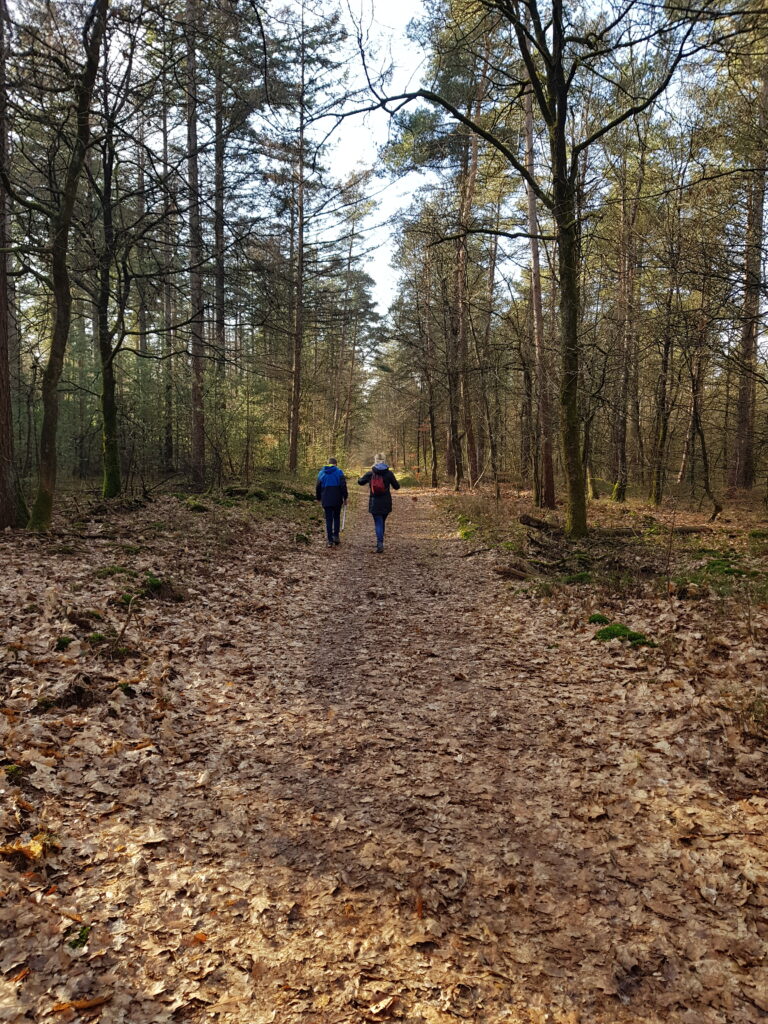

{"left": 0, "top": 489, "right": 766, "bottom": 1023}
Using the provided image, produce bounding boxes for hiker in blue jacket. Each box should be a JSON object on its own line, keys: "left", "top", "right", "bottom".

{"left": 316, "top": 458, "right": 348, "bottom": 547}
{"left": 358, "top": 454, "right": 400, "bottom": 553}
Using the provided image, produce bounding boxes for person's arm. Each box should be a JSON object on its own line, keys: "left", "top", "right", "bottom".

{"left": 357, "top": 472, "right": 371, "bottom": 486}
{"left": 315, "top": 478, "right": 322, "bottom": 501}
{"left": 389, "top": 470, "right": 400, "bottom": 490}
{"left": 341, "top": 475, "right": 349, "bottom": 503}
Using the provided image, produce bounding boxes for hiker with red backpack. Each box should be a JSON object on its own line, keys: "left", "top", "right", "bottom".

{"left": 358, "top": 454, "right": 400, "bottom": 553}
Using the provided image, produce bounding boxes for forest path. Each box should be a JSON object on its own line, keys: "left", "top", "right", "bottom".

{"left": 4, "top": 489, "right": 765, "bottom": 1024}
{"left": 139, "top": 489, "right": 762, "bottom": 1024}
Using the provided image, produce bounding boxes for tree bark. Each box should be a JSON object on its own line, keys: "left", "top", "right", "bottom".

{"left": 524, "top": 82, "right": 555, "bottom": 509}
{"left": 161, "top": 44, "right": 174, "bottom": 474}
{"left": 0, "top": 0, "right": 25, "bottom": 526}
{"left": 97, "top": 94, "right": 120, "bottom": 499}
{"left": 441, "top": 274, "right": 464, "bottom": 489}
{"left": 288, "top": 28, "right": 306, "bottom": 475}
{"left": 27, "top": 0, "right": 109, "bottom": 530}
{"left": 186, "top": 0, "right": 206, "bottom": 489}
{"left": 729, "top": 73, "right": 768, "bottom": 490}
{"left": 549, "top": 0, "right": 587, "bottom": 535}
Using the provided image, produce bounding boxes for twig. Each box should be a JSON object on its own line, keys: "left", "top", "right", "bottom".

{"left": 682, "top": 831, "right": 763, "bottom": 842}
{"left": 745, "top": 579, "right": 754, "bottom": 640}
{"left": 111, "top": 596, "right": 137, "bottom": 651}
{"left": 664, "top": 501, "right": 678, "bottom": 602}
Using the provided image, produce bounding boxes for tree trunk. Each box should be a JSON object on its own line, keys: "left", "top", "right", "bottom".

{"left": 0, "top": 0, "right": 25, "bottom": 526}
{"left": 650, "top": 330, "right": 672, "bottom": 505}
{"left": 554, "top": 190, "right": 586, "bottom": 535}
{"left": 288, "top": 49, "right": 305, "bottom": 475}
{"left": 524, "top": 82, "right": 555, "bottom": 509}
{"left": 441, "top": 275, "right": 464, "bottom": 489}
{"left": 729, "top": 73, "right": 768, "bottom": 490}
{"left": 161, "top": 57, "right": 175, "bottom": 474}
{"left": 27, "top": 0, "right": 108, "bottom": 530}
{"left": 551, "top": 0, "right": 586, "bottom": 536}
{"left": 456, "top": 135, "right": 479, "bottom": 486}
{"left": 97, "top": 111, "right": 120, "bottom": 499}
{"left": 186, "top": 0, "right": 205, "bottom": 489}
{"left": 471, "top": 219, "right": 501, "bottom": 497}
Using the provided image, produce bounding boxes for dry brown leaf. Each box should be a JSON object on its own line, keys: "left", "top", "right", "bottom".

{"left": 51, "top": 994, "right": 112, "bottom": 1012}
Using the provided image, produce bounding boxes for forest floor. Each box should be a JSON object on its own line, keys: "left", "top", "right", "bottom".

{"left": 1, "top": 483, "right": 767, "bottom": 1024}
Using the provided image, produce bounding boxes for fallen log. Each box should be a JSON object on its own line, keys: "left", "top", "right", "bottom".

{"left": 518, "top": 514, "right": 713, "bottom": 537}
{"left": 493, "top": 564, "right": 531, "bottom": 580}
{"left": 600, "top": 525, "right": 714, "bottom": 537}
{"left": 519, "top": 514, "right": 562, "bottom": 533}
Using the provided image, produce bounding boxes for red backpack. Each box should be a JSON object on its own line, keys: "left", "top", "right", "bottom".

{"left": 370, "top": 471, "right": 386, "bottom": 495}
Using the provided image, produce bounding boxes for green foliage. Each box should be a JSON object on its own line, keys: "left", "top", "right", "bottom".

{"left": 562, "top": 572, "right": 592, "bottom": 584}
{"left": 54, "top": 636, "right": 74, "bottom": 651}
{"left": 395, "top": 474, "right": 419, "bottom": 488}
{"left": 186, "top": 498, "right": 209, "bottom": 513}
{"left": 674, "top": 548, "right": 765, "bottom": 597}
{"left": 455, "top": 513, "right": 477, "bottom": 541}
{"left": 3, "top": 764, "right": 22, "bottom": 781}
{"left": 87, "top": 632, "right": 108, "bottom": 645}
{"left": 594, "top": 623, "right": 656, "bottom": 647}
{"left": 67, "top": 925, "right": 91, "bottom": 949}
{"left": 748, "top": 531, "right": 768, "bottom": 557}
{"left": 384, "top": 108, "right": 449, "bottom": 172}
{"left": 588, "top": 613, "right": 611, "bottom": 625}
{"left": 136, "top": 573, "right": 185, "bottom": 603}
{"left": 294, "top": 532, "right": 310, "bottom": 545}
{"left": 95, "top": 565, "right": 136, "bottom": 579}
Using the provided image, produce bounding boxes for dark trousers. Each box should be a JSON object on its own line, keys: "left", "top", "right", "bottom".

{"left": 324, "top": 505, "right": 341, "bottom": 542}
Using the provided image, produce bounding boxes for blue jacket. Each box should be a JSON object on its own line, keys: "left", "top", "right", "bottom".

{"left": 316, "top": 465, "right": 348, "bottom": 508}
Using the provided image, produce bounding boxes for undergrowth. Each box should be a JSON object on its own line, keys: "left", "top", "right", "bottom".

{"left": 438, "top": 489, "right": 768, "bottom": 605}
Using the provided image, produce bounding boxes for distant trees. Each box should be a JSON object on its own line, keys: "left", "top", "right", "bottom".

{"left": 0, "top": 0, "right": 378, "bottom": 526}
{"left": 368, "top": 0, "right": 768, "bottom": 532}
{"left": 0, "top": 0, "right": 767, "bottom": 533}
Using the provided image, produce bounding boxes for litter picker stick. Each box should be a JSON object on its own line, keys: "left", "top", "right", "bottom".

{"left": 341, "top": 504, "right": 347, "bottom": 531}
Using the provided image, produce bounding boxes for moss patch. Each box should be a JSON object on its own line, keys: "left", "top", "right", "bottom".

{"left": 562, "top": 571, "right": 592, "bottom": 585}
{"left": 594, "top": 623, "right": 656, "bottom": 647}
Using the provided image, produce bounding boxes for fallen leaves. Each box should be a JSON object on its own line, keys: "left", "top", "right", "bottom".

{"left": 0, "top": 492, "right": 766, "bottom": 1023}
{"left": 51, "top": 994, "right": 112, "bottom": 1013}
{"left": 0, "top": 831, "right": 58, "bottom": 861}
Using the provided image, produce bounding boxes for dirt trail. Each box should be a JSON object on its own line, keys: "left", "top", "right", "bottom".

{"left": 3, "top": 490, "right": 766, "bottom": 1023}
